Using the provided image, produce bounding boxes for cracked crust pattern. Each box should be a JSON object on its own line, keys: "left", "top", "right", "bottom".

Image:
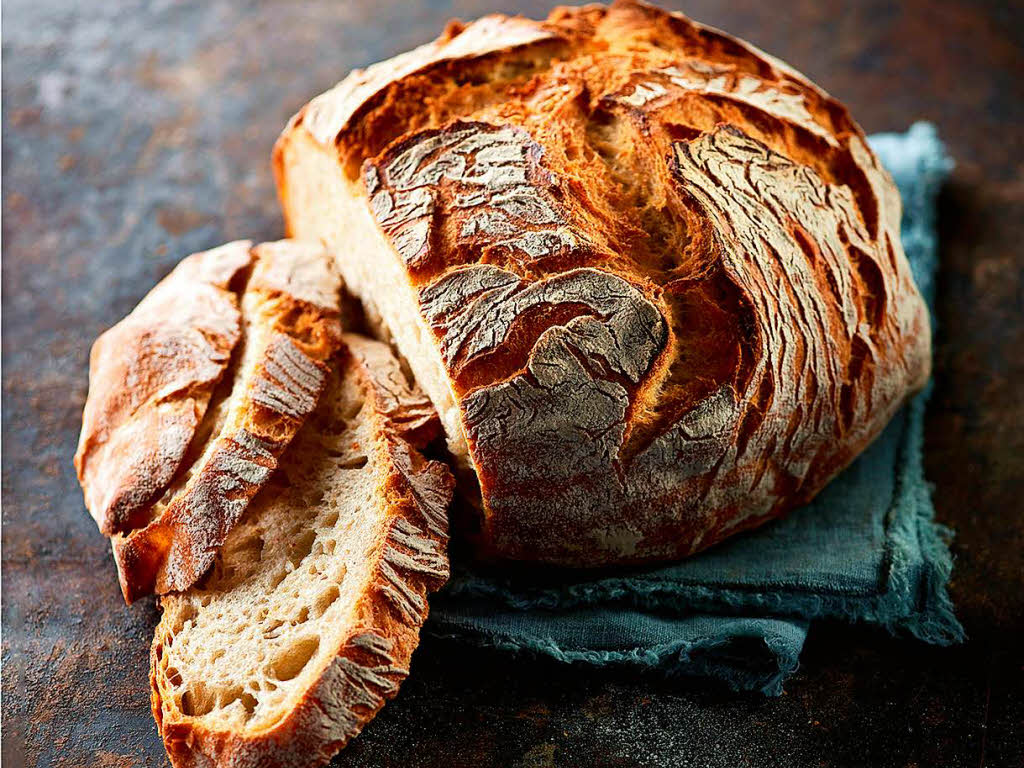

{"left": 77, "top": 240, "right": 343, "bottom": 601}
{"left": 74, "top": 240, "right": 253, "bottom": 536}
{"left": 365, "top": 123, "right": 580, "bottom": 271}
{"left": 276, "top": 0, "right": 931, "bottom": 564}
{"left": 151, "top": 335, "right": 453, "bottom": 768}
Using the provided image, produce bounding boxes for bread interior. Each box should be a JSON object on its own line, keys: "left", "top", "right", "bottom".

{"left": 154, "top": 359, "right": 383, "bottom": 732}
{"left": 279, "top": 129, "right": 470, "bottom": 473}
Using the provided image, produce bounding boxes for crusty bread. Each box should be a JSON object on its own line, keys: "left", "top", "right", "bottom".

{"left": 76, "top": 240, "right": 343, "bottom": 601}
{"left": 75, "top": 240, "right": 253, "bottom": 536}
{"left": 274, "top": 0, "right": 932, "bottom": 566}
{"left": 151, "top": 333, "right": 453, "bottom": 768}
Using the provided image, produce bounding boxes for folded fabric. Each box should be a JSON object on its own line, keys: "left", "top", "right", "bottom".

{"left": 427, "top": 123, "right": 964, "bottom": 695}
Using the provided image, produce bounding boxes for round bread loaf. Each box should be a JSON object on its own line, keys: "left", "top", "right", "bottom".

{"left": 275, "top": 0, "right": 931, "bottom": 566}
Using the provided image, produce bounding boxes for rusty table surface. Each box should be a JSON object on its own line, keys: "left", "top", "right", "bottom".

{"left": 2, "top": 1, "right": 1022, "bottom": 766}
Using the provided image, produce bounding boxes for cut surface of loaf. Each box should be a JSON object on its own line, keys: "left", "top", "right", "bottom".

{"left": 75, "top": 239, "right": 343, "bottom": 601}
{"left": 275, "top": 0, "right": 932, "bottom": 566}
{"left": 151, "top": 334, "right": 453, "bottom": 768}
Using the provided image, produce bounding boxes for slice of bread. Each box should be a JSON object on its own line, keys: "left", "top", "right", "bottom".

{"left": 76, "top": 240, "right": 343, "bottom": 602}
{"left": 75, "top": 240, "right": 254, "bottom": 537}
{"left": 151, "top": 333, "right": 453, "bottom": 768}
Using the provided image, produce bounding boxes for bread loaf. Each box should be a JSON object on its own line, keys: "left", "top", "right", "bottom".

{"left": 274, "top": 0, "right": 932, "bottom": 566}
{"left": 75, "top": 240, "right": 343, "bottom": 601}
{"left": 151, "top": 333, "right": 452, "bottom": 768}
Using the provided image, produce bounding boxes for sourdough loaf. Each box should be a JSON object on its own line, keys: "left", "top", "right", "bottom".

{"left": 151, "top": 333, "right": 452, "bottom": 768}
{"left": 75, "top": 240, "right": 343, "bottom": 601}
{"left": 274, "top": 0, "right": 932, "bottom": 566}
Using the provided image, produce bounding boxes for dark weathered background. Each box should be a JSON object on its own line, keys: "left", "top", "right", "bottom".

{"left": 3, "top": 1, "right": 1022, "bottom": 766}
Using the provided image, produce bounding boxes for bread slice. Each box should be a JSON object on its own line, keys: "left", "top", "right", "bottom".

{"left": 75, "top": 240, "right": 253, "bottom": 536}
{"left": 76, "top": 240, "right": 343, "bottom": 602}
{"left": 151, "top": 334, "right": 453, "bottom": 768}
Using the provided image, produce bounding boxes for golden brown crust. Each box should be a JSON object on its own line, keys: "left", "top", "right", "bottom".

{"left": 74, "top": 240, "right": 253, "bottom": 536}
{"left": 76, "top": 240, "right": 343, "bottom": 602}
{"left": 295, "top": 14, "right": 568, "bottom": 174}
{"left": 150, "top": 335, "right": 453, "bottom": 768}
{"left": 275, "top": 0, "right": 932, "bottom": 565}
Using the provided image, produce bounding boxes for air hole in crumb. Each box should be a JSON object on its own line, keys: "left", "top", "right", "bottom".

{"left": 313, "top": 585, "right": 341, "bottom": 618}
{"left": 218, "top": 684, "right": 244, "bottom": 710}
{"left": 268, "top": 568, "right": 288, "bottom": 590}
{"left": 338, "top": 455, "right": 368, "bottom": 470}
{"left": 181, "top": 684, "right": 215, "bottom": 717}
{"left": 269, "top": 636, "right": 320, "bottom": 681}
{"left": 228, "top": 532, "right": 265, "bottom": 564}
{"left": 288, "top": 530, "right": 317, "bottom": 568}
{"left": 240, "top": 692, "right": 258, "bottom": 715}
{"left": 165, "top": 666, "right": 182, "bottom": 687}
{"left": 263, "top": 619, "right": 285, "bottom": 640}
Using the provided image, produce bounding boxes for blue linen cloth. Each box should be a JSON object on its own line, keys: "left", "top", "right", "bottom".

{"left": 427, "top": 124, "right": 963, "bottom": 695}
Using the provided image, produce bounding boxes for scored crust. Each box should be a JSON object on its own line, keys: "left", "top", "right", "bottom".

{"left": 274, "top": 0, "right": 932, "bottom": 565}
{"left": 75, "top": 240, "right": 253, "bottom": 536}
{"left": 151, "top": 334, "right": 453, "bottom": 768}
{"left": 76, "top": 240, "right": 343, "bottom": 602}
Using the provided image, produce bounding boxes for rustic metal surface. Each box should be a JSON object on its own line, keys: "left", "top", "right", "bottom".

{"left": 2, "top": 1, "right": 1021, "bottom": 766}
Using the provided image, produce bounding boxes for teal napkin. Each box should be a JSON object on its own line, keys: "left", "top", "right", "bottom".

{"left": 427, "top": 123, "right": 963, "bottom": 695}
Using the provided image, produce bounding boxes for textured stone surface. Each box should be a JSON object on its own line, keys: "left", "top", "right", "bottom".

{"left": 2, "top": 1, "right": 1021, "bottom": 767}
